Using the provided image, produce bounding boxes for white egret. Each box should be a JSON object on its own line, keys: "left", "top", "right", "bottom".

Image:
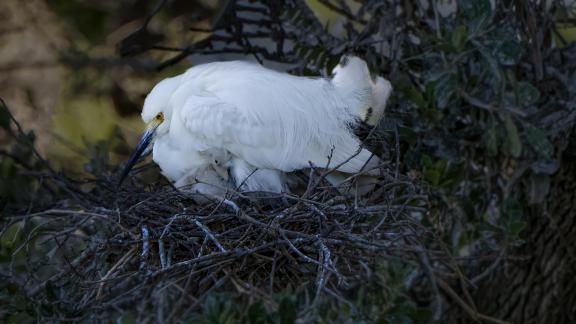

{"left": 119, "top": 56, "right": 391, "bottom": 195}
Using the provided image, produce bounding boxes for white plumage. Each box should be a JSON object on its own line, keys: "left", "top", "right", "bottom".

{"left": 121, "top": 56, "right": 392, "bottom": 195}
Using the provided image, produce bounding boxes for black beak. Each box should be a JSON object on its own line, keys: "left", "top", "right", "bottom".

{"left": 118, "top": 127, "right": 156, "bottom": 187}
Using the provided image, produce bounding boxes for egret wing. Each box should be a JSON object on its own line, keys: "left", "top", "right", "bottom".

{"left": 177, "top": 93, "right": 378, "bottom": 173}
{"left": 176, "top": 94, "right": 280, "bottom": 159}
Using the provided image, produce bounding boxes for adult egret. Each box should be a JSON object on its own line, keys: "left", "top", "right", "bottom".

{"left": 119, "top": 56, "right": 391, "bottom": 195}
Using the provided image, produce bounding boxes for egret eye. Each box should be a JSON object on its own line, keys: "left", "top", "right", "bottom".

{"left": 155, "top": 112, "right": 164, "bottom": 122}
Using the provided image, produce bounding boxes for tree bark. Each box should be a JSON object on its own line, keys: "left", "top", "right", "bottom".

{"left": 474, "top": 159, "right": 576, "bottom": 323}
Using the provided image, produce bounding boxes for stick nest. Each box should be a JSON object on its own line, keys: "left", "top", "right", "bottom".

{"left": 2, "top": 159, "right": 438, "bottom": 321}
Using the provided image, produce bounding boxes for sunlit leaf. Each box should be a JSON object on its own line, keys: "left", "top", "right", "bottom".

{"left": 555, "top": 24, "right": 576, "bottom": 46}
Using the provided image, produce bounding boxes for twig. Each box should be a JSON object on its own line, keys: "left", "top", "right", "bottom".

{"left": 192, "top": 219, "right": 226, "bottom": 253}
{"left": 158, "top": 238, "right": 167, "bottom": 268}
{"left": 416, "top": 247, "right": 443, "bottom": 321}
{"left": 97, "top": 247, "right": 136, "bottom": 299}
{"left": 140, "top": 225, "right": 150, "bottom": 272}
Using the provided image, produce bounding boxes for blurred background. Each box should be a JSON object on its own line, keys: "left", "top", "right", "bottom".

{"left": 0, "top": 0, "right": 218, "bottom": 172}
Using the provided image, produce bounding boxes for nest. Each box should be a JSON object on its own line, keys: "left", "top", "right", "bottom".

{"left": 1, "top": 158, "right": 439, "bottom": 321}
{"left": 0, "top": 101, "right": 459, "bottom": 321}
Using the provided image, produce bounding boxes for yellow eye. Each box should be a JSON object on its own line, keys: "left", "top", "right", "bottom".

{"left": 155, "top": 112, "right": 164, "bottom": 121}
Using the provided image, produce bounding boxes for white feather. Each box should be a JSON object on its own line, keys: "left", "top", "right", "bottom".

{"left": 141, "top": 57, "right": 388, "bottom": 194}
{"left": 228, "top": 158, "right": 287, "bottom": 193}
{"left": 331, "top": 56, "right": 392, "bottom": 125}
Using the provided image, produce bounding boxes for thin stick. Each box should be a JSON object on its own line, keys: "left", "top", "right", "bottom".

{"left": 193, "top": 219, "right": 226, "bottom": 253}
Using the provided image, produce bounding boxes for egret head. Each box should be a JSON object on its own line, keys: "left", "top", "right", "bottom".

{"left": 141, "top": 76, "right": 182, "bottom": 135}
{"left": 331, "top": 55, "right": 370, "bottom": 80}
{"left": 118, "top": 76, "right": 181, "bottom": 186}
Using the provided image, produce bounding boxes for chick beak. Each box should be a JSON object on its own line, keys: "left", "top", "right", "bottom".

{"left": 118, "top": 120, "right": 160, "bottom": 186}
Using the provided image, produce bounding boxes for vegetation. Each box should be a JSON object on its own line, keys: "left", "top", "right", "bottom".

{"left": 1, "top": 0, "right": 576, "bottom": 322}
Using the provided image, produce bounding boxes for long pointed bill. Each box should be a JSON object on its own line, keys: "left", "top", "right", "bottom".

{"left": 118, "top": 123, "right": 158, "bottom": 187}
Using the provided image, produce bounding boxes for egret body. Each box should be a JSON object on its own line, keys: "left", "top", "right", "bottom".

{"left": 120, "top": 56, "right": 391, "bottom": 195}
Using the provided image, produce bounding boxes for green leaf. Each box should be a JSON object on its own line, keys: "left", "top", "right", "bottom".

{"left": 504, "top": 116, "right": 522, "bottom": 158}
{"left": 0, "top": 222, "right": 21, "bottom": 248}
{"left": 493, "top": 39, "right": 523, "bottom": 66}
{"left": 423, "top": 65, "right": 449, "bottom": 83}
{"left": 451, "top": 25, "right": 468, "bottom": 51}
{"left": 516, "top": 81, "right": 540, "bottom": 106}
{"left": 434, "top": 74, "right": 458, "bottom": 109}
{"left": 475, "top": 43, "right": 503, "bottom": 84}
{"left": 277, "top": 297, "right": 297, "bottom": 324}
{"left": 459, "top": 0, "right": 492, "bottom": 34}
{"left": 246, "top": 302, "right": 268, "bottom": 323}
{"left": 478, "top": 218, "right": 504, "bottom": 233}
{"left": 503, "top": 198, "right": 526, "bottom": 238}
{"left": 423, "top": 159, "right": 448, "bottom": 186}
{"left": 524, "top": 123, "right": 554, "bottom": 159}
{"left": 424, "top": 169, "right": 441, "bottom": 186}
{"left": 508, "top": 220, "right": 527, "bottom": 237}
{"left": 120, "top": 312, "right": 137, "bottom": 324}
{"left": 404, "top": 149, "right": 421, "bottom": 170}
{"left": 397, "top": 78, "right": 427, "bottom": 109}
{"left": 420, "top": 154, "right": 433, "bottom": 168}
{"left": 484, "top": 125, "right": 499, "bottom": 157}
{"left": 506, "top": 197, "right": 527, "bottom": 236}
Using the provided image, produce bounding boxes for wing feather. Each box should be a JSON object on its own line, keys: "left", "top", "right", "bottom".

{"left": 171, "top": 62, "right": 380, "bottom": 174}
{"left": 179, "top": 94, "right": 275, "bottom": 148}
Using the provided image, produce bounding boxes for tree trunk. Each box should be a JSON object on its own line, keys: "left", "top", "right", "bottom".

{"left": 474, "top": 158, "right": 576, "bottom": 323}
